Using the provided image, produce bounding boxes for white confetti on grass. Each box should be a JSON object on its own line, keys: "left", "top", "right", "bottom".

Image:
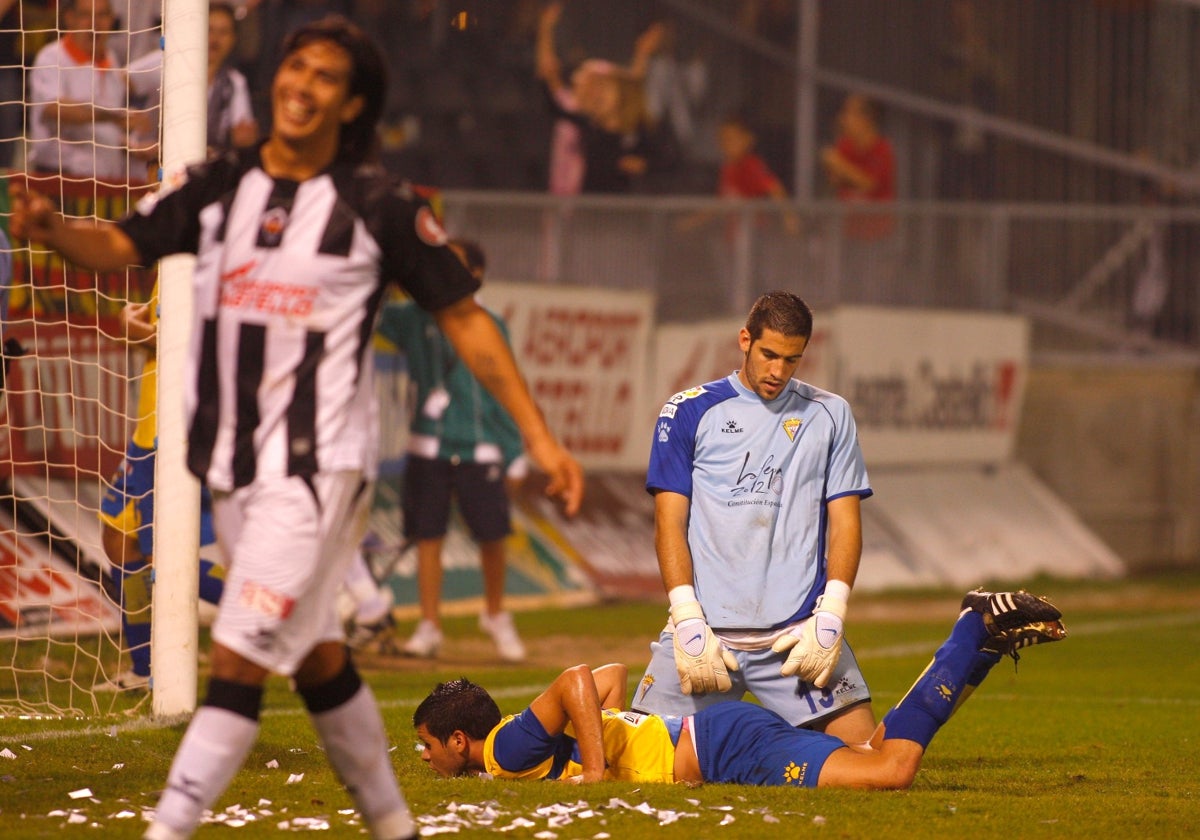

{"left": 0, "top": 747, "right": 17, "bottom": 759}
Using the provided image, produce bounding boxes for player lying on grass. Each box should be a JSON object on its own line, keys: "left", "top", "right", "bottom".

{"left": 413, "top": 589, "right": 1066, "bottom": 788}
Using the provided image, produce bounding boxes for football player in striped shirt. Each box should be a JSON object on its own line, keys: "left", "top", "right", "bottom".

{"left": 13, "top": 15, "right": 582, "bottom": 840}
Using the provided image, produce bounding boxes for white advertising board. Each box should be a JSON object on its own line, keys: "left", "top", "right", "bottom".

{"left": 831, "top": 307, "right": 1030, "bottom": 466}
{"left": 481, "top": 282, "right": 657, "bottom": 471}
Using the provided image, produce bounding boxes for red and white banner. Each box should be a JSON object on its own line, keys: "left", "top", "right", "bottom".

{"left": 481, "top": 282, "right": 657, "bottom": 471}
{"left": 0, "top": 509, "right": 119, "bottom": 637}
{"left": 1, "top": 319, "right": 137, "bottom": 481}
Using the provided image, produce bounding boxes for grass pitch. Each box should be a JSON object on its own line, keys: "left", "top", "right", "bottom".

{"left": 1, "top": 572, "right": 1198, "bottom": 838}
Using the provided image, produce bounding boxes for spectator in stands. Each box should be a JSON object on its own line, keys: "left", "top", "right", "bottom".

{"left": 376, "top": 238, "right": 530, "bottom": 663}
{"left": 535, "top": 0, "right": 664, "bottom": 195}
{"left": 932, "top": 0, "right": 1008, "bottom": 201}
{"left": 821, "top": 93, "right": 898, "bottom": 302}
{"left": 679, "top": 112, "right": 798, "bottom": 234}
{"left": 26, "top": 0, "right": 151, "bottom": 183}
{"left": 0, "top": 0, "right": 22, "bottom": 169}
{"left": 641, "top": 17, "right": 709, "bottom": 174}
{"left": 127, "top": 2, "right": 259, "bottom": 167}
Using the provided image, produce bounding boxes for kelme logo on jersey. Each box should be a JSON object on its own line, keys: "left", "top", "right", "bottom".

{"left": 657, "top": 421, "right": 671, "bottom": 443}
{"left": 721, "top": 419, "right": 743, "bottom": 434}
{"left": 782, "top": 760, "right": 809, "bottom": 786}
{"left": 782, "top": 417, "right": 802, "bottom": 441}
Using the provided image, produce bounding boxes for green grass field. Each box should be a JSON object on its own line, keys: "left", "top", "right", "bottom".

{"left": 2, "top": 571, "right": 1198, "bottom": 838}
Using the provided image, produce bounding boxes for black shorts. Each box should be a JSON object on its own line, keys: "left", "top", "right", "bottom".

{"left": 402, "top": 455, "right": 512, "bottom": 542}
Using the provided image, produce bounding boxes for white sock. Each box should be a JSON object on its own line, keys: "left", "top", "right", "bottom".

{"left": 310, "top": 684, "right": 412, "bottom": 838}
{"left": 148, "top": 707, "right": 259, "bottom": 836}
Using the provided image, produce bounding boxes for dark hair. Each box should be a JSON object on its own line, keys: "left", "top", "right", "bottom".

{"left": 744, "top": 291, "right": 814, "bottom": 342}
{"left": 413, "top": 678, "right": 501, "bottom": 742}
{"left": 279, "top": 15, "right": 387, "bottom": 166}
{"left": 448, "top": 238, "right": 487, "bottom": 277}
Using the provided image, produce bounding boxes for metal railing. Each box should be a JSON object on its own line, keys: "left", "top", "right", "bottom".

{"left": 441, "top": 191, "right": 1200, "bottom": 359}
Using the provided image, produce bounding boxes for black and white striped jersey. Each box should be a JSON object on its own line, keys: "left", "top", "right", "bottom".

{"left": 119, "top": 148, "right": 479, "bottom": 492}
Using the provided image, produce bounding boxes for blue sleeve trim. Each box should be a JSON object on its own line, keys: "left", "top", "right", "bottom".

{"left": 827, "top": 487, "right": 873, "bottom": 502}
{"left": 491, "top": 708, "right": 566, "bottom": 775}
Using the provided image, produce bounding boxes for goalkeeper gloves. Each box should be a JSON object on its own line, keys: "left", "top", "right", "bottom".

{"left": 669, "top": 595, "right": 739, "bottom": 696}
{"left": 772, "top": 583, "right": 850, "bottom": 688}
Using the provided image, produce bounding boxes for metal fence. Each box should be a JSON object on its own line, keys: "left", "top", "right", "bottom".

{"left": 441, "top": 191, "right": 1200, "bottom": 356}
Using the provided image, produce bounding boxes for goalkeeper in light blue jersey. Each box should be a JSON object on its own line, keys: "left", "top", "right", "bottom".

{"left": 632, "top": 291, "right": 876, "bottom": 744}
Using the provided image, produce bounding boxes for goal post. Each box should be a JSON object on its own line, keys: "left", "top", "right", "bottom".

{"left": 151, "top": 0, "right": 208, "bottom": 720}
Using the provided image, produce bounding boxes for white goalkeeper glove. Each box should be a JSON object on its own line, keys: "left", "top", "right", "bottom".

{"left": 772, "top": 583, "right": 850, "bottom": 688}
{"left": 670, "top": 596, "right": 739, "bottom": 696}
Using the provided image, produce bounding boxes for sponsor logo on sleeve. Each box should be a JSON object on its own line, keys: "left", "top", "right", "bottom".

{"left": 668, "top": 385, "right": 707, "bottom": 405}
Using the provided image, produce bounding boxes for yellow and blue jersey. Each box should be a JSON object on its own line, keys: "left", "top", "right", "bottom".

{"left": 484, "top": 707, "right": 681, "bottom": 784}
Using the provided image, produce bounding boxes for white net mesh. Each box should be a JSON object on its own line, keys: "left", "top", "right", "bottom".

{"left": 1, "top": 2, "right": 166, "bottom": 717}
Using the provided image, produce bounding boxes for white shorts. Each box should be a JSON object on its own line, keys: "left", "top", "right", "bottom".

{"left": 210, "top": 471, "right": 370, "bottom": 675}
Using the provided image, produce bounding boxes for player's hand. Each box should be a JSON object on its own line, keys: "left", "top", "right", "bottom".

{"left": 8, "top": 184, "right": 62, "bottom": 246}
{"left": 527, "top": 437, "right": 584, "bottom": 517}
{"left": 670, "top": 600, "right": 738, "bottom": 695}
{"left": 120, "top": 301, "right": 157, "bottom": 348}
{"left": 772, "top": 591, "right": 849, "bottom": 688}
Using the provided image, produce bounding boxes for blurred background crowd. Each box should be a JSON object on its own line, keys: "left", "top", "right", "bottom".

{"left": 2, "top": 0, "right": 1198, "bottom": 343}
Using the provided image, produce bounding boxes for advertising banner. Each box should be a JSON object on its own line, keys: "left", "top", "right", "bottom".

{"left": 832, "top": 307, "right": 1029, "bottom": 466}
{"left": 480, "top": 282, "right": 657, "bottom": 471}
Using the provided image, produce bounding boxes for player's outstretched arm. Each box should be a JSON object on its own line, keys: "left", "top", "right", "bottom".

{"left": 10, "top": 185, "right": 142, "bottom": 272}
{"left": 434, "top": 295, "right": 584, "bottom": 516}
{"left": 528, "top": 665, "right": 607, "bottom": 782}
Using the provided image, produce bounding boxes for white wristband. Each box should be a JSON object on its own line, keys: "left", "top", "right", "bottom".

{"left": 824, "top": 579, "right": 851, "bottom": 604}
{"left": 668, "top": 584, "right": 697, "bottom": 609}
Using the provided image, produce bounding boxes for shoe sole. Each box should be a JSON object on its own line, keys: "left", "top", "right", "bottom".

{"left": 985, "top": 618, "right": 1068, "bottom": 658}
{"left": 963, "top": 589, "right": 1063, "bottom": 632}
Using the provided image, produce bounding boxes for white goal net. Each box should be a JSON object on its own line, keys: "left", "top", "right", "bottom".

{"left": 1, "top": 0, "right": 206, "bottom": 719}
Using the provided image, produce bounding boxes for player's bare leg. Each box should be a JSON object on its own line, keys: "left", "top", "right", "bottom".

{"left": 293, "top": 642, "right": 416, "bottom": 839}
{"left": 479, "top": 537, "right": 526, "bottom": 661}
{"left": 819, "top": 700, "right": 876, "bottom": 745}
{"left": 479, "top": 538, "right": 507, "bottom": 617}
{"left": 415, "top": 537, "right": 445, "bottom": 624}
{"left": 816, "top": 737, "right": 924, "bottom": 789}
{"left": 403, "top": 538, "right": 445, "bottom": 657}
